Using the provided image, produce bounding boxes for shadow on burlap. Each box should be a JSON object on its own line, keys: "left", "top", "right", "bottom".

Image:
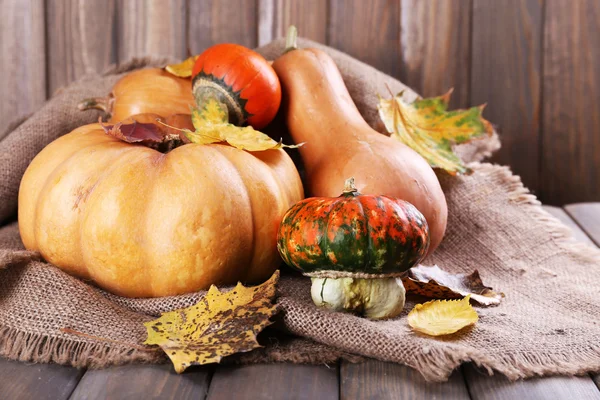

{"left": 1, "top": 39, "right": 599, "bottom": 382}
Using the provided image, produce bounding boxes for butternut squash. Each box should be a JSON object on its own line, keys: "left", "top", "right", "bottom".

{"left": 272, "top": 48, "right": 447, "bottom": 253}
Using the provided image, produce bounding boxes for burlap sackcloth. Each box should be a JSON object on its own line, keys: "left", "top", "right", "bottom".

{"left": 1, "top": 38, "right": 599, "bottom": 382}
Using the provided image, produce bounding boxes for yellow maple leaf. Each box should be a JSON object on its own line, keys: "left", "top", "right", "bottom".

{"left": 378, "top": 90, "right": 493, "bottom": 175}
{"left": 165, "top": 55, "right": 199, "bottom": 78}
{"left": 407, "top": 295, "right": 478, "bottom": 336}
{"left": 144, "top": 271, "right": 280, "bottom": 373}
{"left": 184, "top": 98, "right": 302, "bottom": 151}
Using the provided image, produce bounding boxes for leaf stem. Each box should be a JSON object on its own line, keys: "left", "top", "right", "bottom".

{"left": 156, "top": 119, "right": 189, "bottom": 133}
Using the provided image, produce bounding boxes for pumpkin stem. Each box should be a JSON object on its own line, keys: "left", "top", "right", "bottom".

{"left": 342, "top": 177, "right": 359, "bottom": 195}
{"left": 78, "top": 96, "right": 114, "bottom": 119}
{"left": 78, "top": 97, "right": 108, "bottom": 112}
{"left": 284, "top": 25, "right": 298, "bottom": 54}
{"left": 193, "top": 79, "right": 246, "bottom": 126}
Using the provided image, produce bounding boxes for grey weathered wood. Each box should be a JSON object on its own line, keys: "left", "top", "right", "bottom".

{"left": 541, "top": 0, "right": 600, "bottom": 205}
{"left": 0, "top": 358, "right": 84, "bottom": 400}
{"left": 46, "top": 0, "right": 116, "bottom": 95}
{"left": 0, "top": 0, "right": 46, "bottom": 126}
{"left": 117, "top": 0, "right": 187, "bottom": 62}
{"left": 399, "top": 0, "right": 471, "bottom": 109}
{"left": 328, "top": 0, "right": 401, "bottom": 77}
{"left": 69, "top": 364, "right": 213, "bottom": 400}
{"left": 564, "top": 203, "right": 600, "bottom": 247}
{"left": 188, "top": 0, "right": 258, "bottom": 54}
{"left": 207, "top": 363, "right": 339, "bottom": 400}
{"left": 472, "top": 0, "right": 543, "bottom": 197}
{"left": 4, "top": 0, "right": 600, "bottom": 205}
{"left": 340, "top": 360, "right": 469, "bottom": 400}
{"left": 543, "top": 205, "right": 595, "bottom": 245}
{"left": 258, "top": 0, "right": 328, "bottom": 46}
{"left": 464, "top": 363, "right": 600, "bottom": 400}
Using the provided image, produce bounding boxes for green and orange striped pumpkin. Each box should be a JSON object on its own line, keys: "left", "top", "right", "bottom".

{"left": 277, "top": 178, "right": 430, "bottom": 276}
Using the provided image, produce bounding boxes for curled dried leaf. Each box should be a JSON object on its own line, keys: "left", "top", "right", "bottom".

{"left": 402, "top": 264, "right": 503, "bottom": 306}
{"left": 144, "top": 271, "right": 280, "bottom": 373}
{"left": 378, "top": 90, "right": 493, "bottom": 175}
{"left": 408, "top": 295, "right": 478, "bottom": 336}
{"left": 165, "top": 55, "right": 199, "bottom": 78}
{"left": 101, "top": 114, "right": 185, "bottom": 151}
{"left": 102, "top": 120, "right": 164, "bottom": 144}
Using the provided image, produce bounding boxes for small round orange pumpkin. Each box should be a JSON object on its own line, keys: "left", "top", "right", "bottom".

{"left": 18, "top": 117, "right": 303, "bottom": 298}
{"left": 78, "top": 68, "right": 195, "bottom": 122}
{"left": 192, "top": 44, "right": 281, "bottom": 129}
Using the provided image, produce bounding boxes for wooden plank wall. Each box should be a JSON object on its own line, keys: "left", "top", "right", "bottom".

{"left": 1, "top": 0, "right": 598, "bottom": 206}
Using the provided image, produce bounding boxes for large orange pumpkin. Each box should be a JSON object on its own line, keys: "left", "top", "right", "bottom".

{"left": 18, "top": 121, "right": 303, "bottom": 298}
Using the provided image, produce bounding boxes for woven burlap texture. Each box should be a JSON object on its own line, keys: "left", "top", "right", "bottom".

{"left": 1, "top": 38, "right": 599, "bottom": 382}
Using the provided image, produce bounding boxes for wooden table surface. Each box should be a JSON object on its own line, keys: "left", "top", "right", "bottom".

{"left": 2, "top": 204, "right": 600, "bottom": 400}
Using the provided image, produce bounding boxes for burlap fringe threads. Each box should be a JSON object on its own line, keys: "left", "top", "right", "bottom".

{"left": 0, "top": 326, "right": 160, "bottom": 369}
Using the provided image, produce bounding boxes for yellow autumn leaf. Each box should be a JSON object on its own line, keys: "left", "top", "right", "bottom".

{"left": 143, "top": 271, "right": 280, "bottom": 373}
{"left": 185, "top": 98, "right": 302, "bottom": 151}
{"left": 378, "top": 90, "right": 493, "bottom": 175}
{"left": 407, "top": 295, "right": 478, "bottom": 336}
{"left": 165, "top": 55, "right": 199, "bottom": 78}
{"left": 186, "top": 102, "right": 223, "bottom": 145}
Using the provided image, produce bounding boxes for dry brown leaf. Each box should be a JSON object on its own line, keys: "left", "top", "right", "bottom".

{"left": 408, "top": 295, "right": 478, "bottom": 336}
{"left": 144, "top": 271, "right": 279, "bottom": 373}
{"left": 101, "top": 115, "right": 184, "bottom": 151}
{"left": 101, "top": 116, "right": 166, "bottom": 144}
{"left": 402, "top": 264, "right": 503, "bottom": 306}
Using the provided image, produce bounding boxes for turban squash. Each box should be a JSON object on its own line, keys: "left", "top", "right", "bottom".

{"left": 278, "top": 178, "right": 430, "bottom": 277}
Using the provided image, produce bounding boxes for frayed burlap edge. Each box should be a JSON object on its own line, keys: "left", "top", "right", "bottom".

{"left": 410, "top": 341, "right": 600, "bottom": 382}
{"left": 0, "top": 326, "right": 161, "bottom": 369}
{"left": 391, "top": 162, "right": 600, "bottom": 381}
